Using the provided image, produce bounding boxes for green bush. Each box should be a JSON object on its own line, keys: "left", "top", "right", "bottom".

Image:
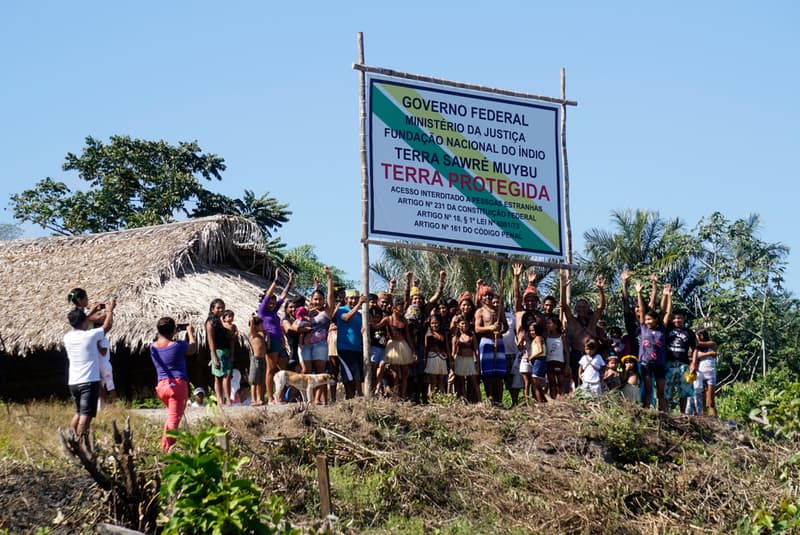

{"left": 749, "top": 383, "right": 800, "bottom": 440}
{"left": 585, "top": 401, "right": 660, "bottom": 465}
{"left": 160, "top": 426, "right": 296, "bottom": 535}
{"left": 716, "top": 367, "right": 794, "bottom": 424}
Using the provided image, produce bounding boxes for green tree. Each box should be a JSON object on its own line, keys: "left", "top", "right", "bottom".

{"left": 581, "top": 209, "right": 699, "bottom": 325}
{"left": 692, "top": 212, "right": 797, "bottom": 380}
{"left": 283, "top": 244, "right": 352, "bottom": 297}
{"left": 370, "top": 246, "right": 493, "bottom": 299}
{"left": 10, "top": 135, "right": 291, "bottom": 245}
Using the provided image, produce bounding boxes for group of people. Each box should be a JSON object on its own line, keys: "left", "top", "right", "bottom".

{"left": 63, "top": 264, "right": 719, "bottom": 452}
{"left": 210, "top": 264, "right": 719, "bottom": 418}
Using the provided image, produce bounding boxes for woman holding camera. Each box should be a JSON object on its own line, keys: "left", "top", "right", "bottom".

{"left": 150, "top": 317, "right": 197, "bottom": 451}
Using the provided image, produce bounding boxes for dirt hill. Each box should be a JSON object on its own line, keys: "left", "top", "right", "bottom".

{"left": 1, "top": 396, "right": 795, "bottom": 534}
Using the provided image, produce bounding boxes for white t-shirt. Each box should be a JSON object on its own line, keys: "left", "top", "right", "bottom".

{"left": 502, "top": 312, "right": 517, "bottom": 355}
{"left": 64, "top": 327, "right": 105, "bottom": 385}
{"left": 579, "top": 353, "right": 605, "bottom": 384}
{"left": 546, "top": 336, "right": 565, "bottom": 362}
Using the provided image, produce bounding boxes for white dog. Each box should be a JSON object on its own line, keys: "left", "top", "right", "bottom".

{"left": 273, "top": 370, "right": 335, "bottom": 406}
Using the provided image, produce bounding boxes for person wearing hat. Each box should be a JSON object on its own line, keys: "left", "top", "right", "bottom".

{"left": 335, "top": 288, "right": 366, "bottom": 398}
{"left": 620, "top": 355, "right": 640, "bottom": 402}
{"left": 191, "top": 386, "right": 206, "bottom": 407}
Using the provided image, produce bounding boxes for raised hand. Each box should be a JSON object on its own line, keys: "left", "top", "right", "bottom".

{"left": 621, "top": 270, "right": 631, "bottom": 282}
{"left": 634, "top": 280, "right": 644, "bottom": 293}
{"left": 511, "top": 263, "right": 523, "bottom": 277}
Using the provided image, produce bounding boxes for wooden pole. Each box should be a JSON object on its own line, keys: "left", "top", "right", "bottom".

{"left": 560, "top": 67, "right": 573, "bottom": 307}
{"left": 357, "top": 32, "right": 373, "bottom": 397}
{"left": 353, "top": 63, "right": 578, "bottom": 107}
{"left": 316, "top": 454, "right": 332, "bottom": 518}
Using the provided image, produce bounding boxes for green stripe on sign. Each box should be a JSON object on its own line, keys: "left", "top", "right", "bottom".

{"left": 382, "top": 84, "right": 561, "bottom": 248}
{"left": 371, "top": 82, "right": 557, "bottom": 253}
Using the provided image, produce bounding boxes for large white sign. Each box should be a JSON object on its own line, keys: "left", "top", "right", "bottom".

{"left": 367, "top": 74, "right": 564, "bottom": 257}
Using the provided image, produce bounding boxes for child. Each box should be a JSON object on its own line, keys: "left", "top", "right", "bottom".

{"left": 603, "top": 354, "right": 622, "bottom": 392}
{"left": 191, "top": 386, "right": 206, "bottom": 407}
{"left": 691, "top": 329, "right": 718, "bottom": 417}
{"left": 545, "top": 316, "right": 568, "bottom": 399}
{"left": 620, "top": 355, "right": 641, "bottom": 403}
{"left": 424, "top": 314, "right": 450, "bottom": 396}
{"left": 97, "top": 337, "right": 117, "bottom": 408}
{"left": 248, "top": 314, "right": 269, "bottom": 405}
{"left": 608, "top": 326, "right": 625, "bottom": 357}
{"left": 579, "top": 340, "right": 605, "bottom": 397}
{"left": 222, "top": 310, "right": 239, "bottom": 337}
{"left": 520, "top": 322, "right": 547, "bottom": 404}
{"left": 451, "top": 317, "right": 481, "bottom": 403}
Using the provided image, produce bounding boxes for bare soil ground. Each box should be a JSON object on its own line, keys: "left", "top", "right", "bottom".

{"left": 1, "top": 395, "right": 796, "bottom": 534}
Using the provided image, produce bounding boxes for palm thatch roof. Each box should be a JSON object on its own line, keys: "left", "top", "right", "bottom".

{"left": 0, "top": 215, "right": 283, "bottom": 355}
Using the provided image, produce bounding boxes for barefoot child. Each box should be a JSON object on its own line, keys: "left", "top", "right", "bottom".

{"left": 579, "top": 339, "right": 605, "bottom": 397}
{"left": 248, "top": 314, "right": 269, "bottom": 405}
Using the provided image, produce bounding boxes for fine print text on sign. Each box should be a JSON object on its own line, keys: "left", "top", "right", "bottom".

{"left": 367, "top": 74, "right": 563, "bottom": 258}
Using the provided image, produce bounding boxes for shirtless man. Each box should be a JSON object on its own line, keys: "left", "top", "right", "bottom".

{"left": 475, "top": 283, "right": 508, "bottom": 405}
{"left": 561, "top": 272, "right": 605, "bottom": 390}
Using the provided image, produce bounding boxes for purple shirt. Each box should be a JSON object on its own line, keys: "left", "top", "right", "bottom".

{"left": 257, "top": 295, "right": 284, "bottom": 338}
{"left": 150, "top": 340, "right": 190, "bottom": 381}
{"left": 639, "top": 323, "right": 666, "bottom": 366}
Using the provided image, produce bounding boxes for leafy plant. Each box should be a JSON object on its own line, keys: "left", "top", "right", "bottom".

{"left": 717, "top": 367, "right": 794, "bottom": 425}
{"left": 585, "top": 401, "right": 661, "bottom": 465}
{"left": 160, "top": 426, "right": 296, "bottom": 535}
{"left": 749, "top": 382, "right": 800, "bottom": 440}
{"left": 742, "top": 497, "right": 800, "bottom": 534}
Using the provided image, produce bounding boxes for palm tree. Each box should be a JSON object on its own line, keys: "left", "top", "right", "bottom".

{"left": 581, "top": 209, "right": 700, "bottom": 322}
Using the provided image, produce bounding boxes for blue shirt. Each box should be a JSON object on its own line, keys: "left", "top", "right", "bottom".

{"left": 335, "top": 306, "right": 363, "bottom": 351}
{"left": 150, "top": 340, "right": 190, "bottom": 381}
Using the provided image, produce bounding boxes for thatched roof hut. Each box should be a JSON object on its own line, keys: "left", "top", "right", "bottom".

{"left": 0, "top": 215, "right": 282, "bottom": 356}
{"left": 0, "top": 215, "right": 291, "bottom": 400}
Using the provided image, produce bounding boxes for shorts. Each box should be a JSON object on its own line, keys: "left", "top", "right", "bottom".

{"left": 510, "top": 354, "right": 524, "bottom": 389}
{"left": 581, "top": 381, "right": 602, "bottom": 397}
{"left": 211, "top": 349, "right": 233, "bottom": 377}
{"left": 268, "top": 334, "right": 288, "bottom": 359}
{"left": 70, "top": 381, "right": 100, "bottom": 417}
{"left": 547, "top": 360, "right": 564, "bottom": 377}
{"left": 697, "top": 358, "right": 717, "bottom": 386}
{"left": 369, "top": 345, "right": 385, "bottom": 364}
{"left": 665, "top": 362, "right": 693, "bottom": 399}
{"left": 640, "top": 361, "right": 667, "bottom": 381}
{"left": 479, "top": 338, "right": 506, "bottom": 377}
{"left": 531, "top": 357, "right": 548, "bottom": 379}
{"left": 338, "top": 349, "right": 364, "bottom": 383}
{"left": 301, "top": 341, "right": 328, "bottom": 362}
{"left": 249, "top": 356, "right": 266, "bottom": 385}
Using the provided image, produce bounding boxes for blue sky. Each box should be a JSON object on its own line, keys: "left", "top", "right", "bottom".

{"left": 2, "top": 2, "right": 798, "bottom": 290}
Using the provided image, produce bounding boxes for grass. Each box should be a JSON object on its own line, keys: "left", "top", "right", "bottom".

{"left": 1, "top": 396, "right": 799, "bottom": 534}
